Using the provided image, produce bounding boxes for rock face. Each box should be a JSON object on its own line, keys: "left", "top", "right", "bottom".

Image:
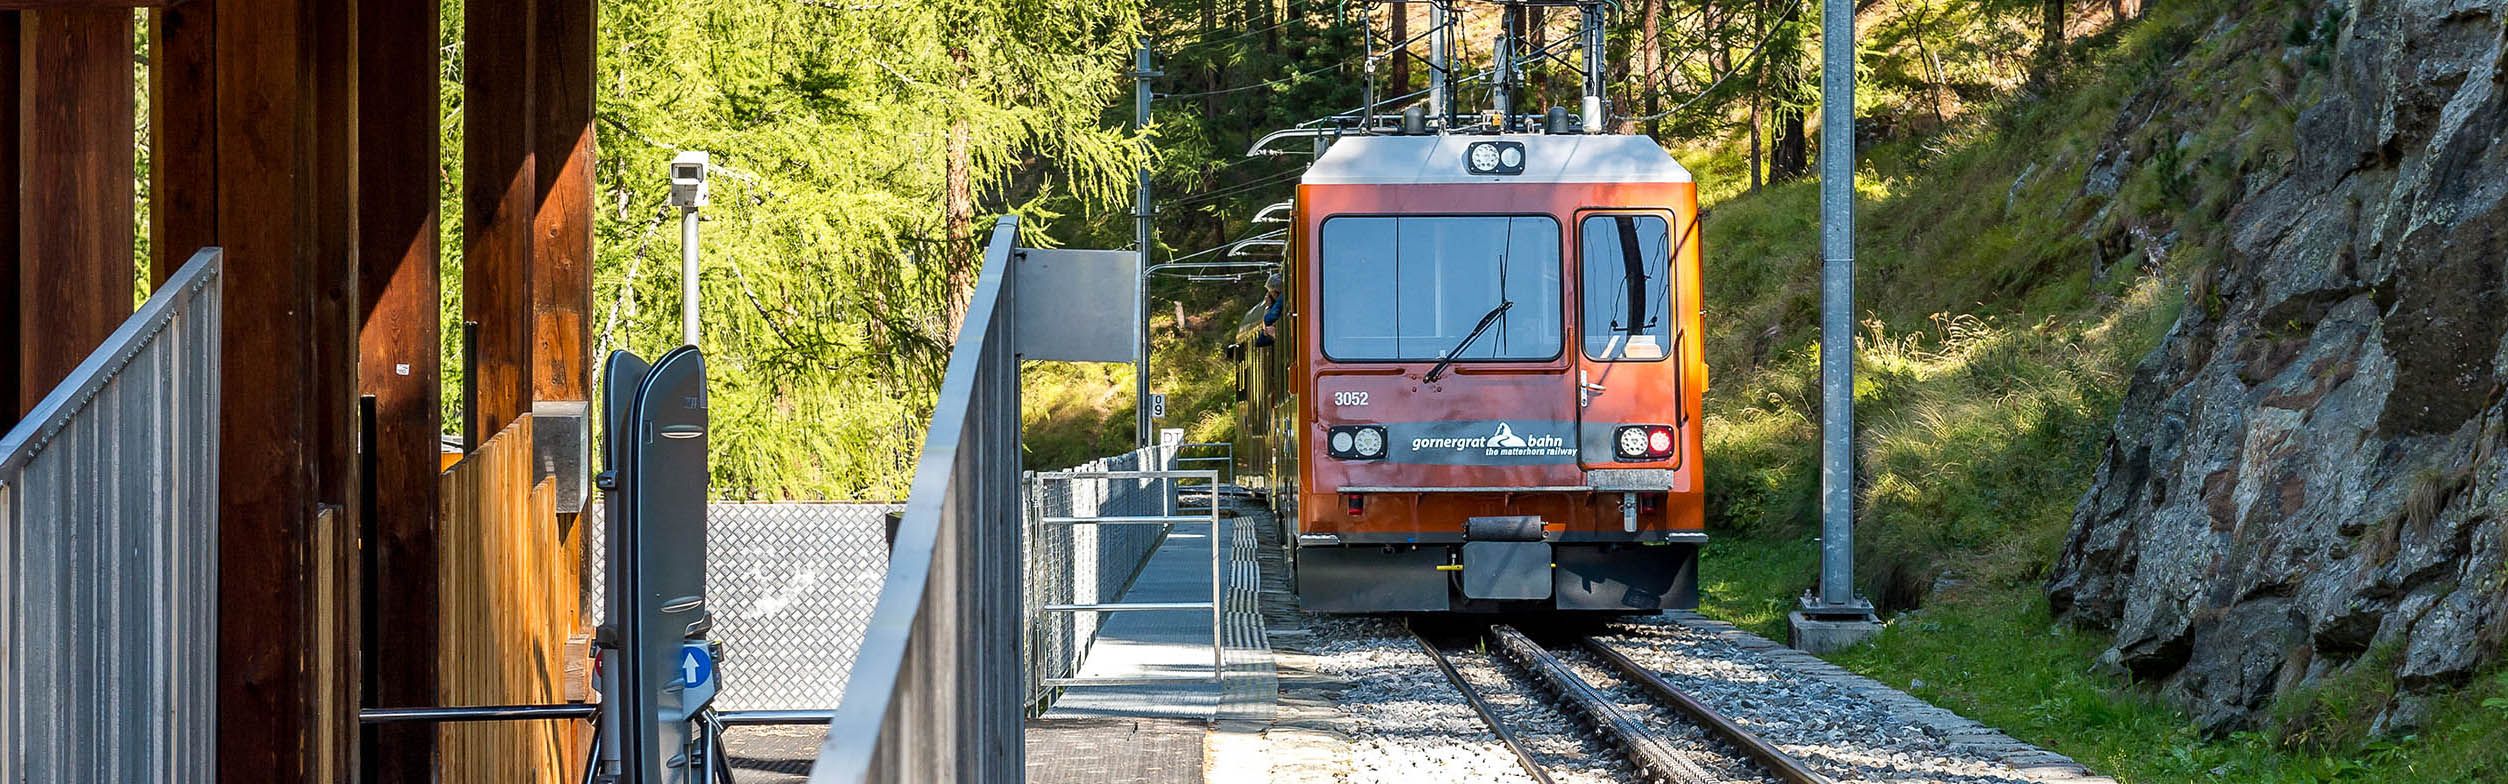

{"left": 2047, "top": 1, "right": 2508, "bottom": 732}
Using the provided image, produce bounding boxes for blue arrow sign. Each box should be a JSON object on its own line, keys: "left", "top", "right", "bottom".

{"left": 678, "top": 644, "right": 714, "bottom": 690}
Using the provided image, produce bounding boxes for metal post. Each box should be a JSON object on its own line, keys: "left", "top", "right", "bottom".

{"left": 1134, "top": 40, "right": 1156, "bottom": 449}
{"left": 1209, "top": 469, "right": 1223, "bottom": 683}
{"left": 1428, "top": 0, "right": 1449, "bottom": 124}
{"left": 1581, "top": 1, "right": 1608, "bottom": 132}
{"left": 1493, "top": 5, "right": 1516, "bottom": 127}
{"left": 680, "top": 206, "right": 700, "bottom": 347}
{"left": 1811, "top": 0, "right": 1871, "bottom": 618}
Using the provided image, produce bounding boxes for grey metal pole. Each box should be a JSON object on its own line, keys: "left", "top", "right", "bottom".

{"left": 1815, "top": 0, "right": 1860, "bottom": 611}
{"left": 1581, "top": 2, "right": 1607, "bottom": 132}
{"left": 681, "top": 206, "right": 700, "bottom": 347}
{"left": 1493, "top": 5, "right": 1515, "bottom": 128}
{"left": 1428, "top": 0, "right": 1449, "bottom": 123}
{"left": 1134, "top": 40, "right": 1156, "bottom": 449}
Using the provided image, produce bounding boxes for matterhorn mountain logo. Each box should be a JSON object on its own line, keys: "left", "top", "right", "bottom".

{"left": 1489, "top": 423, "right": 1529, "bottom": 448}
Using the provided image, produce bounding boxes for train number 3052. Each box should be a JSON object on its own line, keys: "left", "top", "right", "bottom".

{"left": 1332, "top": 391, "right": 1370, "bottom": 407}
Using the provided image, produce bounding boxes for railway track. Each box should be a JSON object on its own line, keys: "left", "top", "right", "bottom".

{"left": 1409, "top": 623, "right": 1834, "bottom": 784}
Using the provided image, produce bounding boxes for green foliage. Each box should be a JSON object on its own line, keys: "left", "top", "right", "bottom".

{"left": 1685, "top": 0, "right": 2508, "bottom": 780}
{"left": 438, "top": 0, "right": 1145, "bottom": 498}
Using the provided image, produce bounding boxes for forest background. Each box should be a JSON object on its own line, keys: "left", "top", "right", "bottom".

{"left": 408, "top": 0, "right": 2508, "bottom": 779}
{"left": 423, "top": 0, "right": 2080, "bottom": 500}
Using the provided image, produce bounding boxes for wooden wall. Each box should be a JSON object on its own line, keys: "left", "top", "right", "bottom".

{"left": 0, "top": 1, "right": 598, "bottom": 777}
{"left": 437, "top": 416, "right": 583, "bottom": 783}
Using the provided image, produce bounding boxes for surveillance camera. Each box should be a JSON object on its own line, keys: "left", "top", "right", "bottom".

{"left": 667, "top": 150, "right": 710, "bottom": 208}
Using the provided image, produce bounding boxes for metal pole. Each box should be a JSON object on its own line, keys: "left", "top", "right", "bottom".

{"left": 1209, "top": 468, "right": 1223, "bottom": 683}
{"left": 1813, "top": 0, "right": 1864, "bottom": 613}
{"left": 1581, "top": 1, "right": 1608, "bottom": 132}
{"left": 680, "top": 205, "right": 700, "bottom": 347}
{"left": 1134, "top": 40, "right": 1157, "bottom": 449}
{"left": 1428, "top": 0, "right": 1449, "bottom": 124}
{"left": 1493, "top": 5, "right": 1515, "bottom": 127}
{"left": 359, "top": 704, "right": 601, "bottom": 724}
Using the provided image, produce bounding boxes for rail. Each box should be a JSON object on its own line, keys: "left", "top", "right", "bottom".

{"left": 810, "top": 218, "right": 1026, "bottom": 783}
{"left": 0, "top": 248, "right": 223, "bottom": 784}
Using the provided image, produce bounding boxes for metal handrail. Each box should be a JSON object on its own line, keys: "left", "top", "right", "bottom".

{"left": 1028, "top": 466, "right": 1224, "bottom": 688}
{"left": 0, "top": 248, "right": 222, "bottom": 472}
{"left": 1, "top": 248, "right": 223, "bottom": 784}
{"left": 810, "top": 219, "right": 1025, "bottom": 783}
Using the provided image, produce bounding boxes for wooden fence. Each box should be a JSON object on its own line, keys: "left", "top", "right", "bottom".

{"left": 436, "top": 415, "right": 585, "bottom": 782}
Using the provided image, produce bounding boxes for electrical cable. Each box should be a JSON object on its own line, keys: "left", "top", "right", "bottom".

{"left": 1623, "top": 0, "right": 1807, "bottom": 123}
{"left": 1161, "top": 58, "right": 1355, "bottom": 99}
{"left": 1169, "top": 168, "right": 1306, "bottom": 206}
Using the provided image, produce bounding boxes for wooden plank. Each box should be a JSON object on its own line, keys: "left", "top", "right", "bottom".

{"left": 148, "top": 1, "right": 216, "bottom": 284}
{"left": 437, "top": 417, "right": 578, "bottom": 784}
{"left": 355, "top": 0, "right": 444, "bottom": 780}
{"left": 531, "top": 0, "right": 593, "bottom": 405}
{"left": 1, "top": 11, "right": 20, "bottom": 425}
{"left": 16, "top": 8, "right": 134, "bottom": 411}
{"left": 464, "top": 0, "right": 534, "bottom": 435}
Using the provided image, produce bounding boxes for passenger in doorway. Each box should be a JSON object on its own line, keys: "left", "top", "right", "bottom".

{"left": 1254, "top": 272, "right": 1284, "bottom": 348}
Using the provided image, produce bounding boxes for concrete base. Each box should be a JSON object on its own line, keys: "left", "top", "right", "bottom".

{"left": 1788, "top": 610, "right": 1883, "bottom": 653}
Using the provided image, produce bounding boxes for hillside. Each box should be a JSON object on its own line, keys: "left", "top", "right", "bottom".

{"left": 1692, "top": 0, "right": 2508, "bottom": 779}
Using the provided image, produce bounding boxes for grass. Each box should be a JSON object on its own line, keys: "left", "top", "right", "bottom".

{"left": 1703, "top": 539, "right": 2508, "bottom": 782}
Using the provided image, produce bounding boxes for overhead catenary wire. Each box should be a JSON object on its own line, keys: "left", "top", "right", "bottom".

{"left": 1623, "top": 0, "right": 1808, "bottom": 123}
{"left": 1169, "top": 168, "right": 1306, "bottom": 206}
{"left": 1161, "top": 58, "right": 1356, "bottom": 99}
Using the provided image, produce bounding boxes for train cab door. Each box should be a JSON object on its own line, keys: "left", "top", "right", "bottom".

{"left": 1570, "top": 210, "right": 1690, "bottom": 480}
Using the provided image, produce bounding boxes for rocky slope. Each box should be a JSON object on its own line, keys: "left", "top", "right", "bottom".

{"left": 2047, "top": 0, "right": 2508, "bottom": 731}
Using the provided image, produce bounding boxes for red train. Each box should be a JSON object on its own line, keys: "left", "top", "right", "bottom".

{"left": 1232, "top": 129, "right": 1707, "bottom": 613}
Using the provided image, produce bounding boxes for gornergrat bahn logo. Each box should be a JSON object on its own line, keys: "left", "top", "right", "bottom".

{"left": 1407, "top": 422, "right": 1575, "bottom": 460}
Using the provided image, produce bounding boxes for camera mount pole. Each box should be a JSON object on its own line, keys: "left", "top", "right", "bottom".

{"left": 668, "top": 150, "right": 711, "bottom": 348}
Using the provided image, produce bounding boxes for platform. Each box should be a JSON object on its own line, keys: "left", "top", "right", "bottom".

{"left": 1027, "top": 506, "right": 1277, "bottom": 782}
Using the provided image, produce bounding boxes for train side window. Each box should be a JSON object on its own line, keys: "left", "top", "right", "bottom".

{"left": 1579, "top": 214, "right": 1675, "bottom": 361}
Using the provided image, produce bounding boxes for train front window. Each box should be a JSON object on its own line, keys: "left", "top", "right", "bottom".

{"left": 1319, "top": 215, "right": 1562, "bottom": 362}
{"left": 1580, "top": 214, "right": 1675, "bottom": 361}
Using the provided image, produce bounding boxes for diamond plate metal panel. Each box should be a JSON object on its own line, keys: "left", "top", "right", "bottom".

{"left": 586, "top": 502, "right": 898, "bottom": 713}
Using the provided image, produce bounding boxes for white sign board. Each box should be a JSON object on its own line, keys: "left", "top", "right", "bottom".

{"left": 1148, "top": 393, "right": 1167, "bottom": 420}
{"left": 1160, "top": 428, "right": 1185, "bottom": 449}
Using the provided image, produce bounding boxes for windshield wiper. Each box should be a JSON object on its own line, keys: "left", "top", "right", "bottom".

{"left": 1424, "top": 300, "right": 1513, "bottom": 383}
{"left": 1615, "top": 216, "right": 1653, "bottom": 337}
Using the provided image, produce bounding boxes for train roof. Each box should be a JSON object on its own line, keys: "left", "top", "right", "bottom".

{"left": 1300, "top": 133, "right": 1692, "bottom": 186}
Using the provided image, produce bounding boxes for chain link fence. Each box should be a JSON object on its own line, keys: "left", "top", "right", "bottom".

{"left": 1022, "top": 448, "right": 1178, "bottom": 708}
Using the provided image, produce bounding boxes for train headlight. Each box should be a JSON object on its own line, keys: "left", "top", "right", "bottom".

{"left": 1353, "top": 427, "right": 1385, "bottom": 458}
{"left": 1614, "top": 425, "right": 1678, "bottom": 461}
{"left": 1328, "top": 425, "right": 1388, "bottom": 460}
{"left": 1464, "top": 141, "right": 1526, "bottom": 175}
{"left": 1615, "top": 427, "right": 1649, "bottom": 457}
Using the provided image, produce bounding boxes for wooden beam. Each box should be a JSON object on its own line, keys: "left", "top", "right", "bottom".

{"left": 149, "top": 1, "right": 216, "bottom": 284}
{"left": 0, "top": 1, "right": 168, "bottom": 8}
{"left": 355, "top": 0, "right": 442, "bottom": 778}
{"left": 16, "top": 8, "right": 134, "bottom": 412}
{"left": 203, "top": 0, "right": 355, "bottom": 776}
{"left": 1, "top": 11, "right": 20, "bottom": 425}
{"left": 306, "top": 1, "right": 361, "bottom": 779}
{"left": 531, "top": 0, "right": 592, "bottom": 405}
{"left": 465, "top": 0, "right": 534, "bottom": 436}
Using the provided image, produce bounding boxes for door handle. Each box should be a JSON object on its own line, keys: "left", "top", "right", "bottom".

{"left": 1578, "top": 370, "right": 1606, "bottom": 407}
